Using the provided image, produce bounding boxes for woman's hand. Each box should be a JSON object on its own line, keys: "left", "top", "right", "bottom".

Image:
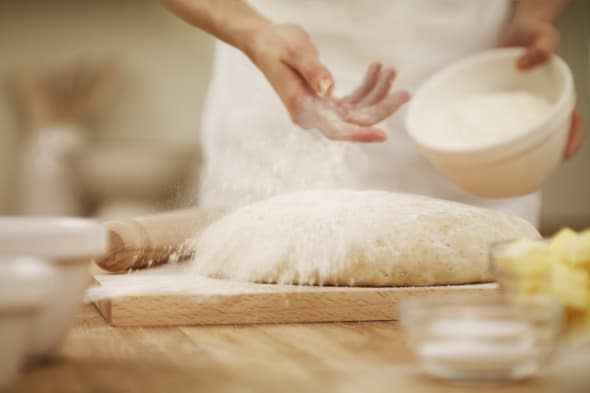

{"left": 498, "top": 17, "right": 559, "bottom": 70}
{"left": 498, "top": 9, "right": 583, "bottom": 159}
{"left": 163, "top": 2, "right": 408, "bottom": 142}
{"left": 565, "top": 106, "right": 584, "bottom": 159}
{"left": 245, "top": 23, "right": 409, "bottom": 142}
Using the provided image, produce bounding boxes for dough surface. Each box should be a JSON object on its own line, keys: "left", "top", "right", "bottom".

{"left": 191, "top": 190, "right": 540, "bottom": 286}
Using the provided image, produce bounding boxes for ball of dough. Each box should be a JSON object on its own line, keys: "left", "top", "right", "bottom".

{"left": 191, "top": 190, "right": 540, "bottom": 286}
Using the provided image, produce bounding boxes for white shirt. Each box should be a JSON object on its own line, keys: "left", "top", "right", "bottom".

{"left": 198, "top": 0, "right": 541, "bottom": 226}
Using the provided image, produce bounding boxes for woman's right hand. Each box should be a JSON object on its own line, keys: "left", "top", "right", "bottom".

{"left": 244, "top": 23, "right": 409, "bottom": 142}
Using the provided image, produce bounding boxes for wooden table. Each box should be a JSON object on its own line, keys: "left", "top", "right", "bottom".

{"left": 8, "top": 305, "right": 590, "bottom": 393}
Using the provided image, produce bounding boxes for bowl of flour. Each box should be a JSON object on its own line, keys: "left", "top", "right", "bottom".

{"left": 406, "top": 47, "right": 575, "bottom": 198}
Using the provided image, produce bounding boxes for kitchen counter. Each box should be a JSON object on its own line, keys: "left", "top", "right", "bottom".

{"left": 9, "top": 305, "right": 590, "bottom": 393}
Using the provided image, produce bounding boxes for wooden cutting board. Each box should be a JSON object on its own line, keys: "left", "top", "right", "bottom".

{"left": 90, "top": 264, "right": 498, "bottom": 327}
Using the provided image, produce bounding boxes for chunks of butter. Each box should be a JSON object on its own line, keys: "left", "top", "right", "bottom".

{"left": 495, "top": 227, "right": 590, "bottom": 336}
{"left": 493, "top": 239, "right": 553, "bottom": 294}
{"left": 552, "top": 262, "right": 590, "bottom": 310}
{"left": 570, "top": 230, "right": 590, "bottom": 266}
{"left": 550, "top": 228, "right": 578, "bottom": 262}
{"left": 495, "top": 239, "right": 553, "bottom": 275}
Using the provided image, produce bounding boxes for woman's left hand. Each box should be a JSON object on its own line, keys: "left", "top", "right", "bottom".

{"left": 498, "top": 16, "right": 584, "bottom": 159}
{"left": 565, "top": 106, "right": 584, "bottom": 159}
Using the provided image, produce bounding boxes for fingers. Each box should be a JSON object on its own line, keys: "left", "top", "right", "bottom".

{"left": 272, "top": 57, "right": 391, "bottom": 143}
{"left": 341, "top": 91, "right": 410, "bottom": 126}
{"left": 341, "top": 62, "right": 382, "bottom": 104}
{"left": 292, "top": 93, "right": 387, "bottom": 142}
{"left": 348, "top": 127, "right": 388, "bottom": 142}
{"left": 518, "top": 46, "right": 552, "bottom": 70}
{"left": 322, "top": 120, "right": 387, "bottom": 143}
{"left": 564, "top": 107, "right": 584, "bottom": 160}
{"left": 289, "top": 55, "right": 334, "bottom": 97}
{"left": 312, "top": 102, "right": 387, "bottom": 143}
{"left": 284, "top": 44, "right": 334, "bottom": 97}
{"left": 356, "top": 67, "right": 396, "bottom": 107}
{"left": 518, "top": 25, "right": 559, "bottom": 70}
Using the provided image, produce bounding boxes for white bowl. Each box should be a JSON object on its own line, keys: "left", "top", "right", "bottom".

{"left": 0, "top": 257, "right": 55, "bottom": 391}
{"left": 0, "top": 217, "right": 107, "bottom": 358}
{"left": 29, "top": 260, "right": 94, "bottom": 358}
{"left": 406, "top": 47, "right": 575, "bottom": 198}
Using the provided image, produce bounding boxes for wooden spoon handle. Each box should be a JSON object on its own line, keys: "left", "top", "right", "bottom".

{"left": 95, "top": 208, "right": 227, "bottom": 273}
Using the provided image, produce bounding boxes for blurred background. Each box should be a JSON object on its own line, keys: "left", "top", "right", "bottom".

{"left": 0, "top": 0, "right": 588, "bottom": 234}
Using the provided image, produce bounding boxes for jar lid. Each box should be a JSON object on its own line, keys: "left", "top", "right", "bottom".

{"left": 0, "top": 257, "right": 57, "bottom": 310}
{"left": 0, "top": 217, "right": 107, "bottom": 258}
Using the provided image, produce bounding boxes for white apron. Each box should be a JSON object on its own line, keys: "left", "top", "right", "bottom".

{"left": 198, "top": 0, "right": 542, "bottom": 226}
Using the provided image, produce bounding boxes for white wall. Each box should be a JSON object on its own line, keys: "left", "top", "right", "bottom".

{"left": 0, "top": 0, "right": 588, "bottom": 232}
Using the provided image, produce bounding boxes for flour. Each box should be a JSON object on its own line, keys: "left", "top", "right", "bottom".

{"left": 199, "top": 128, "right": 358, "bottom": 208}
{"left": 424, "top": 91, "right": 551, "bottom": 149}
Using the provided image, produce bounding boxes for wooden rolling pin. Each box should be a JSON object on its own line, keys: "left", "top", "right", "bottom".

{"left": 95, "top": 208, "right": 227, "bottom": 273}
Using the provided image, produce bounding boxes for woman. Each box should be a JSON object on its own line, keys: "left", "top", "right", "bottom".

{"left": 164, "top": 0, "right": 583, "bottom": 226}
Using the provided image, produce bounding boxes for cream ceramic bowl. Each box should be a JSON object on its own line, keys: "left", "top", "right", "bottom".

{"left": 0, "top": 217, "right": 107, "bottom": 359}
{"left": 405, "top": 48, "right": 575, "bottom": 198}
{"left": 0, "top": 257, "right": 55, "bottom": 391}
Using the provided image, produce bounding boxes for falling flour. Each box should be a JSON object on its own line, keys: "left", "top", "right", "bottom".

{"left": 424, "top": 90, "right": 551, "bottom": 149}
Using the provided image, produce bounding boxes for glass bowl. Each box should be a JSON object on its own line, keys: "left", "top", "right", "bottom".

{"left": 400, "top": 294, "right": 563, "bottom": 382}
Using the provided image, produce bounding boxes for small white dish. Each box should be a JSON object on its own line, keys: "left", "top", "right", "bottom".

{"left": 406, "top": 47, "right": 575, "bottom": 198}
{"left": 0, "top": 217, "right": 107, "bottom": 359}
{"left": 400, "top": 294, "right": 563, "bottom": 382}
{"left": 0, "top": 217, "right": 107, "bottom": 259}
{"left": 29, "top": 260, "right": 94, "bottom": 358}
{"left": 0, "top": 257, "right": 55, "bottom": 391}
